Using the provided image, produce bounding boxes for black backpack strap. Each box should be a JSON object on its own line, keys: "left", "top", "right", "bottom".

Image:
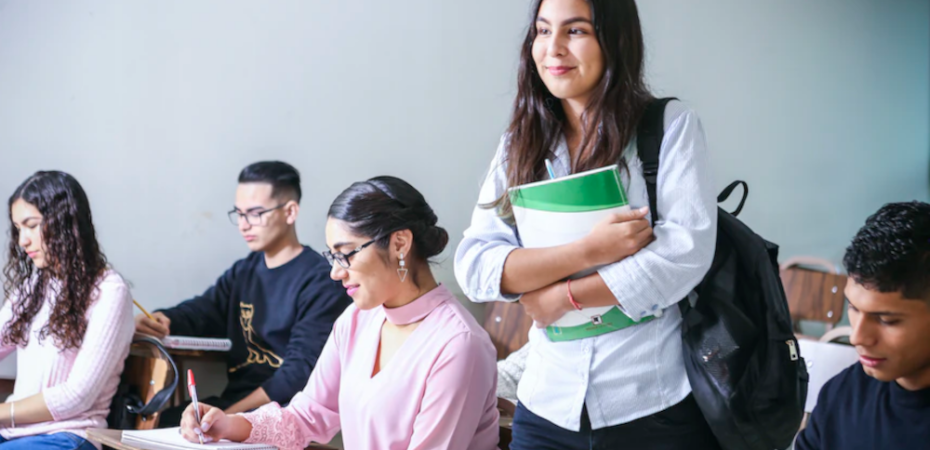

{"left": 636, "top": 97, "right": 676, "bottom": 225}
{"left": 718, "top": 180, "right": 749, "bottom": 217}
{"left": 126, "top": 336, "right": 179, "bottom": 418}
{"left": 636, "top": 97, "right": 682, "bottom": 314}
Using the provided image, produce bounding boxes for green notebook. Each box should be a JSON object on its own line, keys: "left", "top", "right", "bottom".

{"left": 509, "top": 165, "right": 653, "bottom": 341}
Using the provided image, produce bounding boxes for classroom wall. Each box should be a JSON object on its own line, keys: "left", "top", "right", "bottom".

{"left": 638, "top": 0, "right": 930, "bottom": 263}
{"left": 0, "top": 0, "right": 927, "bottom": 326}
{"left": 0, "top": 0, "right": 528, "bottom": 318}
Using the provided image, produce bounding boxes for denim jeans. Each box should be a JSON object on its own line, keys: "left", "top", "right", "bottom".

{"left": 509, "top": 395, "right": 722, "bottom": 450}
{"left": 0, "top": 432, "right": 97, "bottom": 450}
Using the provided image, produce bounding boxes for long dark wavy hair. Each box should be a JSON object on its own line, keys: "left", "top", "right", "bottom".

{"left": 2, "top": 171, "right": 109, "bottom": 350}
{"left": 493, "top": 0, "right": 653, "bottom": 219}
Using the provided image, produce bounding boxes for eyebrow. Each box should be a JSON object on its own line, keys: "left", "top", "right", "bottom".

{"left": 868, "top": 311, "right": 905, "bottom": 316}
{"left": 331, "top": 242, "right": 355, "bottom": 252}
{"left": 536, "top": 16, "right": 593, "bottom": 27}
{"left": 233, "top": 206, "right": 268, "bottom": 213}
{"left": 848, "top": 302, "right": 905, "bottom": 316}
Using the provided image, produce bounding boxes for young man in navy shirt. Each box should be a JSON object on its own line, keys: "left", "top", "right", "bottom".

{"left": 135, "top": 161, "right": 351, "bottom": 426}
{"left": 796, "top": 201, "right": 930, "bottom": 449}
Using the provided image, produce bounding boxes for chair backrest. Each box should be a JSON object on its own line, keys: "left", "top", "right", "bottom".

{"left": 482, "top": 302, "right": 533, "bottom": 361}
{"left": 797, "top": 339, "right": 858, "bottom": 413}
{"left": 780, "top": 256, "right": 848, "bottom": 331}
{"left": 819, "top": 325, "right": 852, "bottom": 344}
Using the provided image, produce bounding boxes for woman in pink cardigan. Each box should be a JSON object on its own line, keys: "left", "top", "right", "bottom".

{"left": 180, "top": 176, "right": 500, "bottom": 450}
{"left": 0, "top": 171, "right": 134, "bottom": 450}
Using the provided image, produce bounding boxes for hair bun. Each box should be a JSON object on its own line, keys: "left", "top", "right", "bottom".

{"left": 418, "top": 225, "right": 449, "bottom": 259}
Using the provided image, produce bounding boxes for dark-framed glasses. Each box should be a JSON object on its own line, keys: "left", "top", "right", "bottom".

{"left": 227, "top": 204, "right": 286, "bottom": 226}
{"left": 322, "top": 238, "right": 380, "bottom": 269}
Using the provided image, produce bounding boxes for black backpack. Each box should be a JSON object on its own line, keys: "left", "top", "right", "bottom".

{"left": 107, "top": 336, "right": 179, "bottom": 429}
{"left": 637, "top": 98, "right": 808, "bottom": 450}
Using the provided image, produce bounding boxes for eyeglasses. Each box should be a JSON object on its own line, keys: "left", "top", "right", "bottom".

{"left": 228, "top": 204, "right": 286, "bottom": 226}
{"left": 322, "top": 238, "right": 380, "bottom": 269}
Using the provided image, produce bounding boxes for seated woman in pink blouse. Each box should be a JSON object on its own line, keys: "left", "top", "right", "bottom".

{"left": 0, "top": 171, "right": 135, "bottom": 450}
{"left": 180, "top": 176, "right": 500, "bottom": 450}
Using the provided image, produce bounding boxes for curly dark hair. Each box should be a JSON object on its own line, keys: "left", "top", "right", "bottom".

{"left": 3, "top": 171, "right": 109, "bottom": 350}
{"left": 843, "top": 201, "right": 930, "bottom": 301}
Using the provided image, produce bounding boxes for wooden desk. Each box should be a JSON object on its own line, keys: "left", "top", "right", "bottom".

{"left": 86, "top": 429, "right": 142, "bottom": 450}
{"left": 86, "top": 428, "right": 339, "bottom": 450}
{"left": 166, "top": 349, "right": 227, "bottom": 360}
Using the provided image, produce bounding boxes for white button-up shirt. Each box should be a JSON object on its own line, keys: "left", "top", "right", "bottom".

{"left": 454, "top": 100, "right": 717, "bottom": 431}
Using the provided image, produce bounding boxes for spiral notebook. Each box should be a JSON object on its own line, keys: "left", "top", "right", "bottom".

{"left": 161, "top": 335, "right": 232, "bottom": 352}
{"left": 122, "top": 428, "right": 276, "bottom": 450}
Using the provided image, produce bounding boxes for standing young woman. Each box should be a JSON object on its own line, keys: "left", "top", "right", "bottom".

{"left": 0, "top": 171, "right": 134, "bottom": 450}
{"left": 455, "top": 1, "right": 721, "bottom": 448}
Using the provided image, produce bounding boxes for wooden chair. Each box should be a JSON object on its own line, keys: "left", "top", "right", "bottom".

{"left": 482, "top": 301, "right": 534, "bottom": 361}
{"left": 482, "top": 301, "right": 533, "bottom": 449}
{"left": 780, "top": 256, "right": 848, "bottom": 340}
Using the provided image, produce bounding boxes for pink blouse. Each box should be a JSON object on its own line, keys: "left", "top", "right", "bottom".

{"left": 241, "top": 284, "right": 499, "bottom": 450}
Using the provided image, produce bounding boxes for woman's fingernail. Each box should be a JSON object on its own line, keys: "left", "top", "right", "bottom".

{"left": 202, "top": 422, "right": 211, "bottom": 431}
{"left": 194, "top": 428, "right": 202, "bottom": 435}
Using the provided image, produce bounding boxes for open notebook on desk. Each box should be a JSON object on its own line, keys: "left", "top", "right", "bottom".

{"left": 122, "top": 427, "right": 275, "bottom": 450}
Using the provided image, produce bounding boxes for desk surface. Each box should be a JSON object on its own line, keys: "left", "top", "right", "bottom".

{"left": 86, "top": 429, "right": 142, "bottom": 450}
{"left": 86, "top": 429, "right": 339, "bottom": 450}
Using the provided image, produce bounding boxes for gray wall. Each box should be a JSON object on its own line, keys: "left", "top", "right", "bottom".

{"left": 0, "top": 0, "right": 528, "bottom": 316}
{"left": 639, "top": 0, "right": 930, "bottom": 263}
{"left": 0, "top": 1, "right": 927, "bottom": 320}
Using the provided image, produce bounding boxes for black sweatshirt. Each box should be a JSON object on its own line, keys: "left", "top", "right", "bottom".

{"left": 796, "top": 363, "right": 930, "bottom": 450}
{"left": 159, "top": 246, "right": 351, "bottom": 404}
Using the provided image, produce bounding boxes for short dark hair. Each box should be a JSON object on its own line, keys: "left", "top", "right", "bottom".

{"left": 843, "top": 201, "right": 930, "bottom": 301}
{"left": 327, "top": 176, "right": 449, "bottom": 286}
{"left": 238, "top": 161, "right": 302, "bottom": 203}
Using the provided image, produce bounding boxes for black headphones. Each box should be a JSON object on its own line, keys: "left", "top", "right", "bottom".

{"left": 125, "top": 335, "right": 179, "bottom": 418}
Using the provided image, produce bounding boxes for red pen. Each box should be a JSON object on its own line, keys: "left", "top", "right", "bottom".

{"left": 187, "top": 369, "right": 205, "bottom": 445}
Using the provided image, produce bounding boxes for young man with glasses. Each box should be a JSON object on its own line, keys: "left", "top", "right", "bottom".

{"left": 134, "top": 161, "right": 351, "bottom": 427}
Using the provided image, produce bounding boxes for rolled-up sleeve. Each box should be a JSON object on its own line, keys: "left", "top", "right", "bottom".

{"left": 598, "top": 104, "right": 717, "bottom": 320}
{"left": 454, "top": 137, "right": 522, "bottom": 303}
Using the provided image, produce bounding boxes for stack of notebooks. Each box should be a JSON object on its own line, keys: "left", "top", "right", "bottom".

{"left": 121, "top": 428, "right": 275, "bottom": 449}
{"left": 510, "top": 164, "right": 648, "bottom": 342}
